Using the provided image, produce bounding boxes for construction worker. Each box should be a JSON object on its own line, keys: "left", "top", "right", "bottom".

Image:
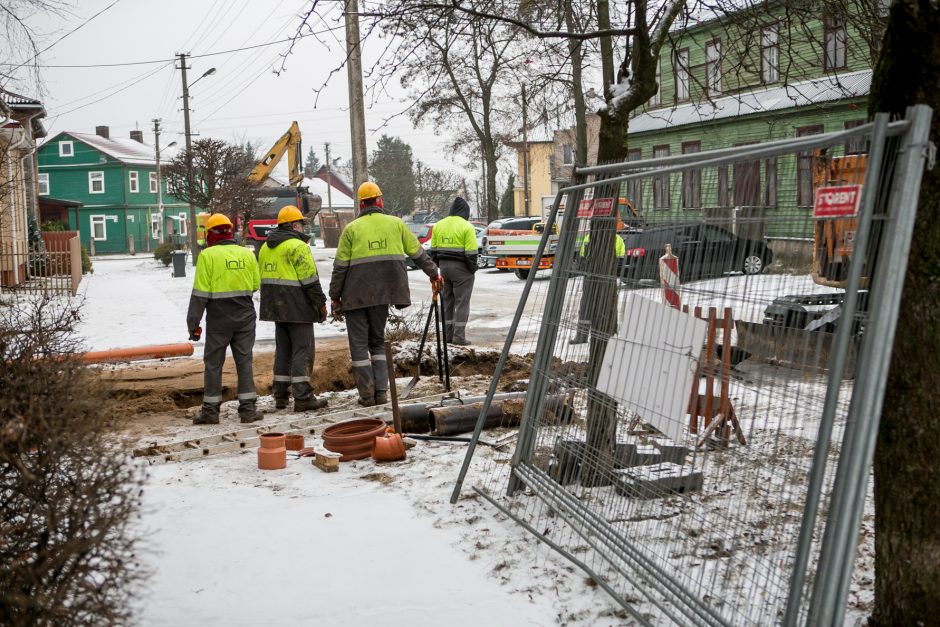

{"left": 186, "top": 213, "right": 262, "bottom": 424}
{"left": 429, "top": 196, "right": 477, "bottom": 345}
{"left": 258, "top": 206, "right": 330, "bottom": 412}
{"left": 329, "top": 181, "right": 441, "bottom": 407}
{"left": 570, "top": 230, "right": 626, "bottom": 345}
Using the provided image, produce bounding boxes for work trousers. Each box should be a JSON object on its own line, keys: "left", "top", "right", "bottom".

{"left": 439, "top": 259, "right": 474, "bottom": 343}
{"left": 344, "top": 305, "right": 389, "bottom": 402}
{"left": 202, "top": 325, "right": 256, "bottom": 416}
{"left": 272, "top": 322, "right": 315, "bottom": 401}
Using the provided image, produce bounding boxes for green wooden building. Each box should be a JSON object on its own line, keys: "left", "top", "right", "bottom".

{"left": 622, "top": 1, "right": 887, "bottom": 254}
{"left": 37, "top": 126, "right": 188, "bottom": 254}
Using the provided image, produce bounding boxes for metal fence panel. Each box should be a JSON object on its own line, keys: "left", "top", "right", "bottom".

{"left": 454, "top": 106, "right": 932, "bottom": 625}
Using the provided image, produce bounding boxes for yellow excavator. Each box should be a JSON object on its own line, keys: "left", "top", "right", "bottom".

{"left": 243, "top": 121, "right": 322, "bottom": 252}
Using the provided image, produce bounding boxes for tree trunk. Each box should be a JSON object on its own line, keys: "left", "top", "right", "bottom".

{"left": 484, "top": 145, "right": 500, "bottom": 222}
{"left": 868, "top": 0, "right": 940, "bottom": 623}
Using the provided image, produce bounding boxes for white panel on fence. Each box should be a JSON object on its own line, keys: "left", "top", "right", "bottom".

{"left": 597, "top": 294, "right": 706, "bottom": 442}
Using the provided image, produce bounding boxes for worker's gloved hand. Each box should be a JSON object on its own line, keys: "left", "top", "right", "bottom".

{"left": 189, "top": 326, "right": 202, "bottom": 342}
{"left": 330, "top": 300, "right": 344, "bottom": 322}
{"left": 318, "top": 304, "right": 328, "bottom": 323}
{"left": 430, "top": 274, "right": 444, "bottom": 294}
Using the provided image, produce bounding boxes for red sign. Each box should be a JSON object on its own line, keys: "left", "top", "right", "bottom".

{"left": 814, "top": 185, "right": 862, "bottom": 218}
{"left": 576, "top": 197, "right": 615, "bottom": 218}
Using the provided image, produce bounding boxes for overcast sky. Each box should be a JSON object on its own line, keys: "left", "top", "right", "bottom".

{"left": 7, "top": 0, "right": 471, "bottom": 182}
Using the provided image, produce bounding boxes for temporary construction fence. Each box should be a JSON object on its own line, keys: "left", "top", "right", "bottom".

{"left": 452, "top": 106, "right": 933, "bottom": 625}
{"left": 0, "top": 232, "right": 82, "bottom": 297}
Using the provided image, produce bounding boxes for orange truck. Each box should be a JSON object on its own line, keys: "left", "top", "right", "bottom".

{"left": 484, "top": 217, "right": 558, "bottom": 280}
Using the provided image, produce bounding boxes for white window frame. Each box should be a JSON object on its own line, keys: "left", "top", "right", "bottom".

{"left": 705, "top": 41, "right": 722, "bottom": 96}
{"left": 562, "top": 144, "right": 574, "bottom": 166}
{"left": 824, "top": 11, "right": 847, "bottom": 70}
{"left": 178, "top": 213, "right": 188, "bottom": 236}
{"left": 129, "top": 170, "right": 139, "bottom": 193}
{"left": 675, "top": 48, "right": 690, "bottom": 101}
{"left": 149, "top": 172, "right": 158, "bottom": 193}
{"left": 650, "top": 57, "right": 662, "bottom": 107}
{"left": 38, "top": 172, "right": 50, "bottom": 195}
{"left": 90, "top": 215, "right": 108, "bottom": 241}
{"left": 59, "top": 141, "right": 74, "bottom": 157}
{"left": 761, "top": 24, "right": 780, "bottom": 84}
{"left": 88, "top": 171, "right": 105, "bottom": 194}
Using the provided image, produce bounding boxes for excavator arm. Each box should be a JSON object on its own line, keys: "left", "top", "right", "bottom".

{"left": 247, "top": 120, "right": 304, "bottom": 186}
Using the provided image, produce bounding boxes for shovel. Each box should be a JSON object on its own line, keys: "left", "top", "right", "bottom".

{"left": 400, "top": 291, "right": 439, "bottom": 400}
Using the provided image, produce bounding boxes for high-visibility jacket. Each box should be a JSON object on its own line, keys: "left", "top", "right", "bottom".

{"left": 579, "top": 232, "right": 626, "bottom": 258}
{"left": 186, "top": 240, "right": 260, "bottom": 333}
{"left": 258, "top": 227, "right": 326, "bottom": 323}
{"left": 430, "top": 215, "right": 478, "bottom": 271}
{"left": 329, "top": 206, "right": 438, "bottom": 311}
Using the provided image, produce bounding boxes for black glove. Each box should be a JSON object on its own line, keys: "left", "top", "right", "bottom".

{"left": 189, "top": 326, "right": 202, "bottom": 342}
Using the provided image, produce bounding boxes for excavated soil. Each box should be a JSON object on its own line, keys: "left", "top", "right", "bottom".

{"left": 96, "top": 336, "right": 536, "bottom": 440}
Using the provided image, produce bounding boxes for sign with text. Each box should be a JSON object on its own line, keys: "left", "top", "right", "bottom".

{"left": 814, "top": 185, "right": 862, "bottom": 218}
{"left": 576, "top": 197, "right": 615, "bottom": 218}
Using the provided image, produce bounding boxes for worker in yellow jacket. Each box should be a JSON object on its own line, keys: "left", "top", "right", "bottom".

{"left": 258, "top": 206, "right": 329, "bottom": 413}
{"left": 186, "top": 213, "right": 262, "bottom": 424}
{"left": 329, "top": 182, "right": 440, "bottom": 406}
{"left": 429, "top": 196, "right": 477, "bottom": 345}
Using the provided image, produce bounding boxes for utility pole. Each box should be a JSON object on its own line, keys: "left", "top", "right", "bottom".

{"left": 178, "top": 52, "right": 199, "bottom": 264}
{"left": 344, "top": 0, "right": 368, "bottom": 187}
{"left": 324, "top": 142, "right": 334, "bottom": 213}
{"left": 153, "top": 118, "right": 165, "bottom": 245}
{"left": 521, "top": 84, "right": 531, "bottom": 217}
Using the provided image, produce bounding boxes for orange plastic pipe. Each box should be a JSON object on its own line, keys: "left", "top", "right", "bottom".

{"left": 82, "top": 342, "right": 194, "bottom": 364}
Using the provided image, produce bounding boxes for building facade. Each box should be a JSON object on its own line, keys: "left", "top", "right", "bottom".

{"left": 37, "top": 126, "right": 187, "bottom": 254}
{"left": 1, "top": 89, "right": 47, "bottom": 287}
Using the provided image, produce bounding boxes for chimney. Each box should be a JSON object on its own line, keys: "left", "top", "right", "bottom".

{"left": 95, "top": 125, "right": 110, "bottom": 139}
{"left": 130, "top": 130, "right": 144, "bottom": 143}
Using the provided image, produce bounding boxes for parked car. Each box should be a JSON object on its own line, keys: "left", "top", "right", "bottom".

{"left": 405, "top": 222, "right": 435, "bottom": 269}
{"left": 619, "top": 223, "right": 773, "bottom": 283}
{"left": 474, "top": 224, "right": 489, "bottom": 268}
{"left": 482, "top": 216, "right": 545, "bottom": 271}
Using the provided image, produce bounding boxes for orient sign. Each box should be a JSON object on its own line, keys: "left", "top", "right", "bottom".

{"left": 814, "top": 185, "right": 862, "bottom": 218}
{"left": 576, "top": 197, "right": 616, "bottom": 218}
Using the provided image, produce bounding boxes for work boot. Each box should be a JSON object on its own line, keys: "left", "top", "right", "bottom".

{"left": 374, "top": 390, "right": 388, "bottom": 405}
{"left": 294, "top": 396, "right": 328, "bottom": 412}
{"left": 358, "top": 397, "right": 376, "bottom": 407}
{"left": 450, "top": 338, "right": 471, "bottom": 346}
{"left": 274, "top": 397, "right": 288, "bottom": 410}
{"left": 352, "top": 365, "right": 375, "bottom": 407}
{"left": 239, "top": 408, "right": 265, "bottom": 424}
{"left": 193, "top": 403, "right": 220, "bottom": 425}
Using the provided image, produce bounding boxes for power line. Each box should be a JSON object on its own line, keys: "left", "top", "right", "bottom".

{"left": 49, "top": 62, "right": 174, "bottom": 119}
{"left": 0, "top": 29, "right": 335, "bottom": 69}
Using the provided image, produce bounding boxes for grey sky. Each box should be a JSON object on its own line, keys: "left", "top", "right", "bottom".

{"left": 10, "top": 0, "right": 468, "bottom": 180}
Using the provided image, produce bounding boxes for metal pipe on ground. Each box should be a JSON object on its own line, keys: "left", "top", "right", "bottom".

{"left": 398, "top": 392, "right": 528, "bottom": 434}
{"left": 428, "top": 394, "right": 572, "bottom": 436}
{"left": 82, "top": 342, "right": 194, "bottom": 364}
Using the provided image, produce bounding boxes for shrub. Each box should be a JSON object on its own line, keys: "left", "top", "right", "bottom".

{"left": 40, "top": 220, "right": 68, "bottom": 232}
{"left": 0, "top": 298, "right": 147, "bottom": 625}
{"left": 81, "top": 243, "right": 93, "bottom": 275}
{"left": 153, "top": 242, "right": 182, "bottom": 266}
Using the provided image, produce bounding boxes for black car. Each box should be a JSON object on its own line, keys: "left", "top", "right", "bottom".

{"left": 619, "top": 223, "right": 773, "bottom": 282}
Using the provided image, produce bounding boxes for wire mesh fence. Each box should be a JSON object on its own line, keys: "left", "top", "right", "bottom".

{"left": 453, "top": 106, "right": 932, "bottom": 625}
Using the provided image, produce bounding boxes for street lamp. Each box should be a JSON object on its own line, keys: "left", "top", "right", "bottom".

{"left": 190, "top": 67, "right": 216, "bottom": 88}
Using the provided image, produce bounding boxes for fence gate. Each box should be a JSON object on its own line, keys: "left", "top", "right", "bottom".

{"left": 452, "top": 106, "right": 932, "bottom": 625}
{"left": 0, "top": 233, "right": 82, "bottom": 298}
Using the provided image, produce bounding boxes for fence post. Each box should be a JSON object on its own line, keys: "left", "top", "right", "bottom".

{"left": 128, "top": 235, "right": 135, "bottom": 256}
{"left": 69, "top": 236, "right": 81, "bottom": 296}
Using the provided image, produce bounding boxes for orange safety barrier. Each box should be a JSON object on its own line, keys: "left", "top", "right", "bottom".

{"left": 82, "top": 342, "right": 194, "bottom": 364}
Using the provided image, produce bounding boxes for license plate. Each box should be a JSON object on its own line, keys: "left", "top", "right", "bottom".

{"left": 517, "top": 260, "right": 531, "bottom": 266}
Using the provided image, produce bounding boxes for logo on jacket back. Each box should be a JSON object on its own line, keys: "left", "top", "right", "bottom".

{"left": 262, "top": 261, "right": 277, "bottom": 272}
{"left": 226, "top": 259, "right": 246, "bottom": 270}
{"left": 442, "top": 235, "right": 456, "bottom": 245}
{"left": 368, "top": 237, "right": 387, "bottom": 251}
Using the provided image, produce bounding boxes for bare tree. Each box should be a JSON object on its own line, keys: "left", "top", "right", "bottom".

{"left": 163, "top": 138, "right": 263, "bottom": 223}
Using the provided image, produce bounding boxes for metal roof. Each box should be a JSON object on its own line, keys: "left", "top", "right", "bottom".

{"left": 0, "top": 88, "right": 43, "bottom": 107}
{"left": 43, "top": 131, "right": 180, "bottom": 166}
{"left": 302, "top": 176, "right": 355, "bottom": 208}
{"left": 629, "top": 69, "right": 872, "bottom": 135}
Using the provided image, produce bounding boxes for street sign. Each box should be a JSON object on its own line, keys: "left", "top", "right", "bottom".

{"left": 576, "top": 197, "right": 615, "bottom": 218}
{"left": 814, "top": 185, "right": 862, "bottom": 218}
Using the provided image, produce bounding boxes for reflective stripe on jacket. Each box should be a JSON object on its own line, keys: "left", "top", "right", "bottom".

{"left": 329, "top": 207, "right": 438, "bottom": 310}
{"left": 186, "top": 241, "right": 260, "bottom": 333}
{"left": 429, "top": 215, "right": 477, "bottom": 267}
{"left": 258, "top": 232, "right": 326, "bottom": 323}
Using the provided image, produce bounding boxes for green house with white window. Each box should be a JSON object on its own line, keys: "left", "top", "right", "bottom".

{"left": 619, "top": 0, "right": 886, "bottom": 259}
{"left": 37, "top": 126, "right": 189, "bottom": 254}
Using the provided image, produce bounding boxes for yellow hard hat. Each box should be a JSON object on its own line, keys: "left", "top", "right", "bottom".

{"left": 277, "top": 206, "right": 305, "bottom": 224}
{"left": 357, "top": 181, "right": 382, "bottom": 201}
{"left": 206, "top": 213, "right": 233, "bottom": 230}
